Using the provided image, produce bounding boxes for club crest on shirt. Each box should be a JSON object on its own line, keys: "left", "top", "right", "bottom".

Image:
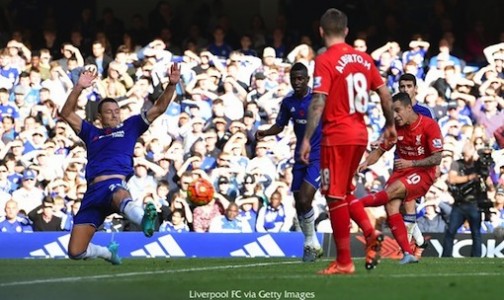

{"left": 415, "top": 134, "right": 422, "bottom": 145}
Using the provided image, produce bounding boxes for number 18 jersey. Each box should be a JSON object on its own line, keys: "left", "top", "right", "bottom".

{"left": 313, "top": 43, "right": 384, "bottom": 146}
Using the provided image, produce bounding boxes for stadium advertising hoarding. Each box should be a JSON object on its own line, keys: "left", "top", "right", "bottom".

{"left": 0, "top": 232, "right": 502, "bottom": 259}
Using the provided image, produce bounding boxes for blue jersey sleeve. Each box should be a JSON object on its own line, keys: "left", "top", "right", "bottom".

{"left": 78, "top": 120, "right": 93, "bottom": 143}
{"left": 275, "top": 98, "right": 291, "bottom": 128}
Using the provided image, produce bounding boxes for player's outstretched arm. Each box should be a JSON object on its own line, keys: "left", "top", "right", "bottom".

{"left": 357, "top": 147, "right": 385, "bottom": 173}
{"left": 255, "top": 124, "right": 283, "bottom": 140}
{"left": 146, "top": 63, "right": 181, "bottom": 123}
{"left": 61, "top": 68, "right": 97, "bottom": 133}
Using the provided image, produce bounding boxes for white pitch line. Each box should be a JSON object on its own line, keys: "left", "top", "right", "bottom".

{"left": 223, "top": 271, "right": 504, "bottom": 280}
{"left": 0, "top": 260, "right": 299, "bottom": 288}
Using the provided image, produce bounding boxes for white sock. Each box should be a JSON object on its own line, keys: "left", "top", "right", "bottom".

{"left": 405, "top": 221, "right": 415, "bottom": 243}
{"left": 300, "top": 208, "right": 319, "bottom": 248}
{"left": 85, "top": 243, "right": 111, "bottom": 260}
{"left": 122, "top": 199, "right": 143, "bottom": 225}
{"left": 412, "top": 223, "right": 424, "bottom": 245}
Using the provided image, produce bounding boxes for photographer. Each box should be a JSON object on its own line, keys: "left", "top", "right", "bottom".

{"left": 442, "top": 142, "right": 494, "bottom": 257}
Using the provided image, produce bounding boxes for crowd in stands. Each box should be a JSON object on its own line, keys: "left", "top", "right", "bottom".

{"left": 0, "top": 2, "right": 503, "bottom": 235}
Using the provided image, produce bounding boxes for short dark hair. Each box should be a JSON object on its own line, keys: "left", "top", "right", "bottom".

{"left": 320, "top": 8, "right": 347, "bottom": 37}
{"left": 291, "top": 62, "right": 308, "bottom": 75}
{"left": 97, "top": 98, "right": 119, "bottom": 114}
{"left": 399, "top": 73, "right": 417, "bottom": 87}
{"left": 392, "top": 92, "right": 412, "bottom": 106}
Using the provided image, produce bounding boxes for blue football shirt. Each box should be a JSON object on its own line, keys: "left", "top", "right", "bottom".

{"left": 78, "top": 113, "right": 150, "bottom": 182}
{"left": 275, "top": 89, "right": 321, "bottom": 163}
{"left": 413, "top": 102, "right": 434, "bottom": 119}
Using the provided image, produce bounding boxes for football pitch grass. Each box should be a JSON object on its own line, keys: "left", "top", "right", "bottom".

{"left": 0, "top": 257, "right": 502, "bottom": 300}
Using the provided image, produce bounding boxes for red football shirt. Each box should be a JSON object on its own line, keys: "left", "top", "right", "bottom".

{"left": 381, "top": 115, "right": 443, "bottom": 174}
{"left": 313, "top": 43, "right": 384, "bottom": 146}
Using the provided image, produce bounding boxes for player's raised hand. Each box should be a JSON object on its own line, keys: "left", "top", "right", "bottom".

{"left": 168, "top": 63, "right": 181, "bottom": 85}
{"left": 77, "top": 66, "right": 98, "bottom": 89}
{"left": 299, "top": 138, "right": 311, "bottom": 165}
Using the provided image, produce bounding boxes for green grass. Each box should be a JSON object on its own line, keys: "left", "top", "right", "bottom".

{"left": 0, "top": 258, "right": 503, "bottom": 300}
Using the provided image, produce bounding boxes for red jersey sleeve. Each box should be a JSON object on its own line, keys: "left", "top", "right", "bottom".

{"left": 313, "top": 55, "right": 332, "bottom": 95}
{"left": 425, "top": 119, "right": 443, "bottom": 154}
{"left": 369, "top": 62, "right": 385, "bottom": 91}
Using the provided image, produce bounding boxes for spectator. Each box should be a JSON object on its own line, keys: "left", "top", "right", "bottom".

{"left": 159, "top": 208, "right": 189, "bottom": 232}
{"left": 12, "top": 169, "right": 44, "bottom": 214}
{"left": 85, "top": 40, "right": 113, "bottom": 79}
{"left": 416, "top": 192, "right": 449, "bottom": 233}
{"left": 209, "top": 202, "right": 252, "bottom": 233}
{"left": 0, "top": 199, "right": 32, "bottom": 232}
{"left": 127, "top": 158, "right": 161, "bottom": 202}
{"left": 192, "top": 198, "right": 222, "bottom": 233}
{"left": 28, "top": 196, "right": 63, "bottom": 231}
{"left": 256, "top": 189, "right": 292, "bottom": 232}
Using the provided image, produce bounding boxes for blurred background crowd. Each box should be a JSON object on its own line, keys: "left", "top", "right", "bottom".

{"left": 0, "top": 0, "right": 503, "bottom": 235}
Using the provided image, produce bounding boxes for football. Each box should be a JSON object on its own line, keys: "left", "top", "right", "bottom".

{"left": 187, "top": 178, "right": 215, "bottom": 206}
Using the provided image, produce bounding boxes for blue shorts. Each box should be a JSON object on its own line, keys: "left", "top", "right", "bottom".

{"left": 290, "top": 160, "right": 320, "bottom": 192}
{"left": 73, "top": 178, "right": 127, "bottom": 228}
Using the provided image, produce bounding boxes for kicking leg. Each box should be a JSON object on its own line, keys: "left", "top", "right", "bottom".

{"left": 113, "top": 188, "right": 157, "bottom": 237}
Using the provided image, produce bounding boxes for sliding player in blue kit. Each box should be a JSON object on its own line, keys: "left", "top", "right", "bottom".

{"left": 61, "top": 64, "right": 180, "bottom": 265}
{"left": 255, "top": 63, "right": 322, "bottom": 262}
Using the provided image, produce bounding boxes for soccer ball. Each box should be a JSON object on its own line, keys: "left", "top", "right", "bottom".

{"left": 187, "top": 178, "right": 215, "bottom": 206}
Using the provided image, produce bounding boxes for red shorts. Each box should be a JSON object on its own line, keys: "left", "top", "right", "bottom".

{"left": 386, "top": 168, "right": 435, "bottom": 202}
{"left": 320, "top": 145, "right": 366, "bottom": 199}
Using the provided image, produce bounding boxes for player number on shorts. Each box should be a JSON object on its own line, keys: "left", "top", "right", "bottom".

{"left": 321, "top": 168, "right": 330, "bottom": 191}
{"left": 406, "top": 173, "right": 420, "bottom": 185}
{"left": 346, "top": 72, "right": 369, "bottom": 114}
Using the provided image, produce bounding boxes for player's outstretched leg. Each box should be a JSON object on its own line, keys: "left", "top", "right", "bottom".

{"left": 141, "top": 202, "right": 157, "bottom": 237}
{"left": 105, "top": 241, "right": 122, "bottom": 265}
{"left": 69, "top": 243, "right": 122, "bottom": 266}
{"left": 120, "top": 197, "right": 158, "bottom": 238}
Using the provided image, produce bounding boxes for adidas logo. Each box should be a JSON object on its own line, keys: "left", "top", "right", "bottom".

{"left": 30, "top": 234, "right": 70, "bottom": 258}
{"left": 230, "top": 234, "right": 285, "bottom": 257}
{"left": 130, "top": 234, "right": 186, "bottom": 258}
{"left": 356, "top": 235, "right": 402, "bottom": 259}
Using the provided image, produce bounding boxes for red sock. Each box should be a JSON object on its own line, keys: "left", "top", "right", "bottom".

{"left": 387, "top": 213, "right": 413, "bottom": 254}
{"left": 347, "top": 194, "right": 374, "bottom": 237}
{"left": 361, "top": 191, "right": 389, "bottom": 207}
{"left": 328, "top": 200, "right": 352, "bottom": 266}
